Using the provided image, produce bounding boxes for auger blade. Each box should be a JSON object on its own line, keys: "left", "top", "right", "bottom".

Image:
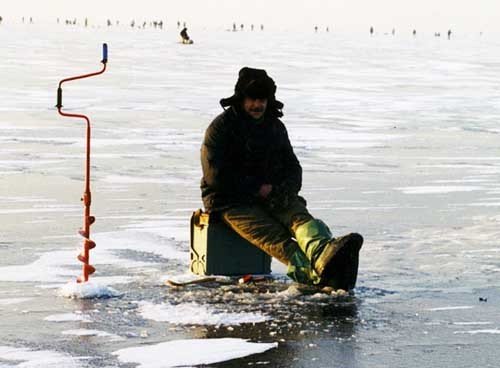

{"left": 85, "top": 239, "right": 96, "bottom": 249}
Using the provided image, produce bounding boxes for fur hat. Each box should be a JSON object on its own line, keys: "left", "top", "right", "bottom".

{"left": 220, "top": 67, "right": 284, "bottom": 117}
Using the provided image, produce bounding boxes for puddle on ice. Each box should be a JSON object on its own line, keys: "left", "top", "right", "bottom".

{"left": 113, "top": 338, "right": 277, "bottom": 368}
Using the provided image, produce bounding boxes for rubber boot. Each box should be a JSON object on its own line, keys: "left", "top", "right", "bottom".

{"left": 284, "top": 242, "right": 321, "bottom": 285}
{"left": 294, "top": 219, "right": 363, "bottom": 289}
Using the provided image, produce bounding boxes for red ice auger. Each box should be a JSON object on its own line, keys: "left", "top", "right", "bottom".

{"left": 56, "top": 44, "right": 108, "bottom": 283}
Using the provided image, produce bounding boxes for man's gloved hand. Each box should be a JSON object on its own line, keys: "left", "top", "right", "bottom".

{"left": 258, "top": 184, "right": 273, "bottom": 199}
{"left": 267, "top": 182, "right": 294, "bottom": 210}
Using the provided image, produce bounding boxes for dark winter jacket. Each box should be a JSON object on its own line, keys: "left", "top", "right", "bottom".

{"left": 200, "top": 107, "right": 302, "bottom": 212}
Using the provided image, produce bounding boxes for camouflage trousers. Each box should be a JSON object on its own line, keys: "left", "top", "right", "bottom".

{"left": 220, "top": 197, "right": 311, "bottom": 264}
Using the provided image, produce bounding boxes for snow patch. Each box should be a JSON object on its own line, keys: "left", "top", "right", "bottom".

{"left": 62, "top": 329, "right": 124, "bottom": 341}
{"left": 113, "top": 338, "right": 278, "bottom": 368}
{"left": 454, "top": 329, "right": 500, "bottom": 335}
{"left": 0, "top": 345, "right": 86, "bottom": 367}
{"left": 44, "top": 313, "right": 92, "bottom": 323}
{"left": 397, "top": 185, "right": 483, "bottom": 194}
{"left": 427, "top": 306, "right": 474, "bottom": 311}
{"left": 138, "top": 301, "right": 271, "bottom": 325}
{"left": 0, "top": 297, "right": 32, "bottom": 306}
{"left": 59, "top": 281, "right": 122, "bottom": 299}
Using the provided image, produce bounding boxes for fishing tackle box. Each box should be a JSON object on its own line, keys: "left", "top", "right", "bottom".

{"left": 190, "top": 209, "right": 272, "bottom": 275}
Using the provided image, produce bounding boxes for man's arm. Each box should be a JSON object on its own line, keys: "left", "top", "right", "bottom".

{"left": 278, "top": 124, "right": 302, "bottom": 195}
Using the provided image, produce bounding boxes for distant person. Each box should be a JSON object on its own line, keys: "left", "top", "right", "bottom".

{"left": 29, "top": 17, "right": 33, "bottom": 24}
{"left": 200, "top": 67, "right": 364, "bottom": 290}
{"left": 0, "top": 16, "right": 3, "bottom": 25}
{"left": 240, "top": 24, "right": 244, "bottom": 31}
{"left": 233, "top": 22, "right": 237, "bottom": 32}
{"left": 413, "top": 29, "right": 416, "bottom": 36}
{"left": 314, "top": 26, "right": 318, "bottom": 33}
{"left": 260, "top": 24, "right": 264, "bottom": 31}
{"left": 131, "top": 20, "right": 135, "bottom": 28}
{"left": 370, "top": 26, "right": 374, "bottom": 35}
{"left": 180, "top": 27, "right": 192, "bottom": 44}
{"left": 107, "top": 19, "right": 112, "bottom": 27}
{"left": 447, "top": 29, "right": 452, "bottom": 39}
{"left": 326, "top": 27, "right": 329, "bottom": 32}
{"left": 251, "top": 24, "right": 254, "bottom": 31}
{"left": 392, "top": 28, "right": 395, "bottom": 36}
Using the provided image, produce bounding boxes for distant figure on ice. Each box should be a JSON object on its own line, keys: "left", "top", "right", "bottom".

{"left": 413, "top": 29, "right": 416, "bottom": 36}
{"left": 370, "top": 26, "right": 374, "bottom": 35}
{"left": 260, "top": 24, "right": 264, "bottom": 31}
{"left": 447, "top": 29, "right": 452, "bottom": 39}
{"left": 392, "top": 28, "right": 395, "bottom": 36}
{"left": 0, "top": 16, "right": 3, "bottom": 25}
{"left": 314, "top": 25, "right": 318, "bottom": 32}
{"left": 200, "top": 67, "right": 364, "bottom": 290}
{"left": 233, "top": 22, "right": 237, "bottom": 32}
{"left": 240, "top": 24, "right": 244, "bottom": 31}
{"left": 180, "top": 27, "right": 193, "bottom": 44}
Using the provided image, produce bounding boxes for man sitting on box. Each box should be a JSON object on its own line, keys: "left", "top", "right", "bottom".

{"left": 200, "top": 67, "right": 363, "bottom": 290}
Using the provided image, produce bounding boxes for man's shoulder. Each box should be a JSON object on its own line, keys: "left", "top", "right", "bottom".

{"left": 268, "top": 116, "right": 287, "bottom": 133}
{"left": 205, "top": 109, "right": 236, "bottom": 139}
{"left": 209, "top": 108, "right": 238, "bottom": 128}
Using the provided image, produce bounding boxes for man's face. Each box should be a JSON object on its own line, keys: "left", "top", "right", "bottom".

{"left": 242, "top": 97, "right": 268, "bottom": 120}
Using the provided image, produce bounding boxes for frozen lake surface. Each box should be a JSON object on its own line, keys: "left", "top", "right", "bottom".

{"left": 1, "top": 23, "right": 500, "bottom": 367}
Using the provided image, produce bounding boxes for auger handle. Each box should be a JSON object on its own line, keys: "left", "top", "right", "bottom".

{"left": 102, "top": 43, "right": 108, "bottom": 64}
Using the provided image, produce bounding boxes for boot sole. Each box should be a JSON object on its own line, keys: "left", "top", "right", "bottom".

{"left": 315, "top": 233, "right": 363, "bottom": 285}
{"left": 327, "top": 233, "right": 363, "bottom": 290}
